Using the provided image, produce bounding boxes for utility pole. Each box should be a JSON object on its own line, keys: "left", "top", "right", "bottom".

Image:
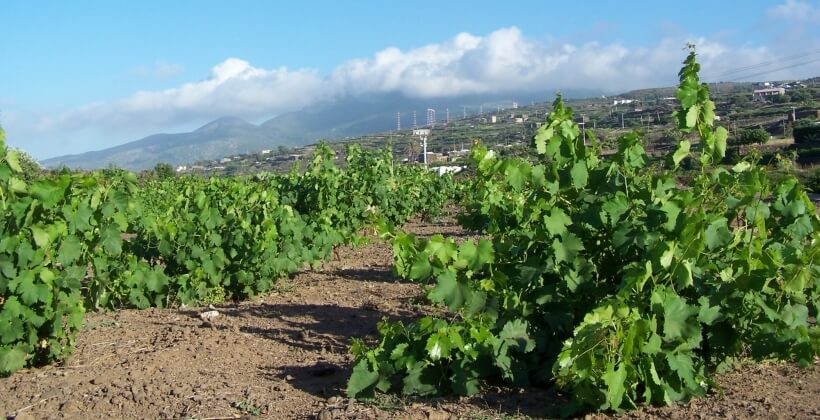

{"left": 621, "top": 112, "right": 625, "bottom": 129}
{"left": 413, "top": 129, "right": 431, "bottom": 169}
{"left": 580, "top": 121, "right": 586, "bottom": 145}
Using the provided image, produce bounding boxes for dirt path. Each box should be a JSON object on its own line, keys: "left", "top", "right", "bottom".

{"left": 1, "top": 217, "right": 818, "bottom": 419}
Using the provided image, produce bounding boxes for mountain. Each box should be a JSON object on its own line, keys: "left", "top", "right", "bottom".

{"left": 42, "top": 90, "right": 600, "bottom": 171}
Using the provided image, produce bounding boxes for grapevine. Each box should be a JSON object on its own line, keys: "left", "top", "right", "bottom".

{"left": 347, "top": 47, "right": 820, "bottom": 412}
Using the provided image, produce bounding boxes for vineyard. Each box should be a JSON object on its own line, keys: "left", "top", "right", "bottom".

{"left": 1, "top": 49, "right": 819, "bottom": 418}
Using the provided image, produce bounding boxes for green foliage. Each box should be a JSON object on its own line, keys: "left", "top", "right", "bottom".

{"left": 347, "top": 48, "right": 820, "bottom": 414}
{"left": 789, "top": 89, "right": 812, "bottom": 103}
{"left": 152, "top": 162, "right": 175, "bottom": 179}
{"left": 6, "top": 148, "right": 41, "bottom": 182}
{"left": 794, "top": 125, "right": 820, "bottom": 144}
{"left": 0, "top": 125, "right": 454, "bottom": 375}
{"left": 1, "top": 127, "right": 154, "bottom": 374}
{"left": 731, "top": 128, "right": 770, "bottom": 146}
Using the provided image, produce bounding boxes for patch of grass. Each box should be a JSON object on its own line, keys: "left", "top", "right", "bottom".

{"left": 363, "top": 393, "right": 405, "bottom": 412}
{"left": 274, "top": 279, "right": 297, "bottom": 293}
{"left": 81, "top": 319, "right": 118, "bottom": 331}
{"left": 231, "top": 400, "right": 262, "bottom": 416}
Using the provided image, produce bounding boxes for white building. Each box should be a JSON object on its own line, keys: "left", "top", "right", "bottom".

{"left": 753, "top": 87, "right": 785, "bottom": 98}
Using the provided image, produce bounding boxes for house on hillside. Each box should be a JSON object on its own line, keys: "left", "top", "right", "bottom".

{"left": 753, "top": 87, "right": 785, "bottom": 99}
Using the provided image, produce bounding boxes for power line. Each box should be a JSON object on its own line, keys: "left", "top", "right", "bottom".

{"left": 709, "top": 50, "right": 820, "bottom": 78}
{"left": 726, "top": 57, "right": 820, "bottom": 81}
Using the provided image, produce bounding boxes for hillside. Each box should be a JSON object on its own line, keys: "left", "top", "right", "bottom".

{"left": 40, "top": 91, "right": 588, "bottom": 171}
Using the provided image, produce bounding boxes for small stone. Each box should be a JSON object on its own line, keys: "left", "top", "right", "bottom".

{"left": 316, "top": 409, "right": 333, "bottom": 420}
{"left": 59, "top": 400, "right": 81, "bottom": 414}
{"left": 426, "top": 409, "right": 450, "bottom": 420}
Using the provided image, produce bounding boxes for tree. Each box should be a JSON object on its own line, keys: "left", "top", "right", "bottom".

{"left": 732, "top": 127, "right": 770, "bottom": 145}
{"left": 789, "top": 89, "right": 812, "bottom": 103}
{"left": 729, "top": 94, "right": 749, "bottom": 107}
{"left": 771, "top": 94, "right": 788, "bottom": 104}
{"left": 14, "top": 148, "right": 42, "bottom": 181}
{"left": 153, "top": 162, "right": 175, "bottom": 179}
{"left": 1, "top": 126, "right": 42, "bottom": 181}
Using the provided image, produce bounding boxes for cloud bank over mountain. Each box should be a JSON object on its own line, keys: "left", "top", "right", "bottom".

{"left": 7, "top": 0, "right": 820, "bottom": 159}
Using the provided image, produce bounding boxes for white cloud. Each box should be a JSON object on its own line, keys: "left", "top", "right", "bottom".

{"left": 40, "top": 59, "right": 325, "bottom": 133}
{"left": 10, "top": 21, "right": 820, "bottom": 158}
{"left": 767, "top": 0, "right": 820, "bottom": 23}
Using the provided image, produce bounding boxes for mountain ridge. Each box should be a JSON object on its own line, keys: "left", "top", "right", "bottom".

{"left": 40, "top": 90, "right": 600, "bottom": 170}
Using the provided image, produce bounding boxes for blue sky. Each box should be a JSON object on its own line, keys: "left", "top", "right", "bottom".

{"left": 2, "top": 0, "right": 819, "bottom": 159}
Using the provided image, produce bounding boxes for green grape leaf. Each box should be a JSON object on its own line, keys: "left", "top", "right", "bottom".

{"left": 673, "top": 259, "right": 693, "bottom": 290}
{"left": 57, "top": 235, "right": 83, "bottom": 266}
{"left": 553, "top": 232, "right": 584, "bottom": 264}
{"left": 9, "top": 177, "right": 26, "bottom": 193}
{"left": 665, "top": 351, "right": 700, "bottom": 391}
{"left": 5, "top": 150, "right": 23, "bottom": 173}
{"left": 402, "top": 363, "right": 438, "bottom": 396}
{"left": 409, "top": 253, "right": 432, "bottom": 280}
{"left": 426, "top": 332, "right": 451, "bottom": 361}
{"left": 429, "top": 270, "right": 475, "bottom": 311}
{"left": 704, "top": 218, "right": 731, "bottom": 250}
{"left": 451, "top": 361, "right": 481, "bottom": 395}
{"left": 534, "top": 126, "right": 553, "bottom": 154}
{"left": 500, "top": 319, "right": 535, "bottom": 353}
{"left": 676, "top": 85, "right": 697, "bottom": 109}
{"left": 602, "top": 363, "right": 627, "bottom": 410}
{"left": 0, "top": 347, "right": 28, "bottom": 374}
{"left": 456, "top": 240, "right": 493, "bottom": 272}
{"left": 30, "top": 225, "right": 51, "bottom": 248}
{"left": 732, "top": 161, "right": 751, "bottom": 173}
{"left": 661, "top": 291, "right": 699, "bottom": 341}
{"left": 144, "top": 269, "right": 167, "bottom": 293}
{"left": 701, "top": 99, "right": 715, "bottom": 125}
{"left": 505, "top": 162, "right": 529, "bottom": 191}
{"left": 570, "top": 161, "right": 588, "bottom": 189}
{"left": 543, "top": 207, "right": 572, "bottom": 237}
{"left": 30, "top": 178, "right": 68, "bottom": 209}
{"left": 697, "top": 297, "right": 721, "bottom": 325}
{"left": 671, "top": 140, "right": 691, "bottom": 168}
{"left": 685, "top": 105, "right": 699, "bottom": 129}
{"left": 780, "top": 304, "right": 808, "bottom": 329}
{"left": 713, "top": 126, "right": 728, "bottom": 159}
{"left": 347, "top": 360, "right": 380, "bottom": 398}
{"left": 100, "top": 226, "right": 123, "bottom": 255}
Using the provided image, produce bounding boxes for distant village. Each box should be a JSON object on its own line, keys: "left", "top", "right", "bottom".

{"left": 174, "top": 78, "right": 818, "bottom": 177}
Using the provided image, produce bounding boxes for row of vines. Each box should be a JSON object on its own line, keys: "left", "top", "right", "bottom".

{"left": 347, "top": 49, "right": 820, "bottom": 413}
{"left": 2, "top": 47, "right": 818, "bottom": 415}
{"left": 0, "top": 137, "right": 455, "bottom": 375}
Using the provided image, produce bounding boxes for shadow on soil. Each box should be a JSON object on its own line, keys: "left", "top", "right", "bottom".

{"left": 330, "top": 267, "right": 404, "bottom": 283}
{"left": 193, "top": 302, "right": 568, "bottom": 418}
{"left": 184, "top": 302, "right": 425, "bottom": 398}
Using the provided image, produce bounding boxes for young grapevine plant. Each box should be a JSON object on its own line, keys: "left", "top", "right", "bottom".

{"left": 347, "top": 48, "right": 820, "bottom": 413}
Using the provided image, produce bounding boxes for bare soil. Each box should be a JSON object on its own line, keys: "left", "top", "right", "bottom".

{"left": 1, "top": 217, "right": 818, "bottom": 419}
